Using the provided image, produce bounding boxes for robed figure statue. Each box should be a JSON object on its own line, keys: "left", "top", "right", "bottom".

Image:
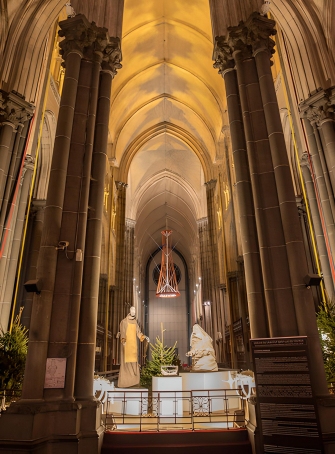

{"left": 186, "top": 324, "right": 218, "bottom": 372}
{"left": 117, "top": 306, "right": 149, "bottom": 388}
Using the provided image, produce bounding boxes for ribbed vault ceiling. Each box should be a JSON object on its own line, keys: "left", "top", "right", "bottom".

{"left": 110, "top": 0, "right": 226, "bottom": 265}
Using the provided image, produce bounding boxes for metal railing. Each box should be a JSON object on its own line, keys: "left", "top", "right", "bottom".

{"left": 104, "top": 388, "right": 248, "bottom": 432}
{"left": 0, "top": 389, "right": 22, "bottom": 414}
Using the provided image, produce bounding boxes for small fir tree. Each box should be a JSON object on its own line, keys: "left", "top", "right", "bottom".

{"left": 317, "top": 301, "right": 335, "bottom": 384}
{"left": 0, "top": 308, "right": 28, "bottom": 390}
{"left": 140, "top": 323, "right": 177, "bottom": 388}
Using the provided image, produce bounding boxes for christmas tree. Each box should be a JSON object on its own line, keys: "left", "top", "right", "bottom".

{"left": 140, "top": 323, "right": 177, "bottom": 388}
{"left": 317, "top": 301, "right": 335, "bottom": 384}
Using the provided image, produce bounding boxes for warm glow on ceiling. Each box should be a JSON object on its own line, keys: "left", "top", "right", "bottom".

{"left": 110, "top": 0, "right": 227, "bottom": 263}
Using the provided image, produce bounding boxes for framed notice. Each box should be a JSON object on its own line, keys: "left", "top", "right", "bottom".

{"left": 44, "top": 358, "right": 66, "bottom": 388}
{"left": 250, "top": 337, "right": 324, "bottom": 454}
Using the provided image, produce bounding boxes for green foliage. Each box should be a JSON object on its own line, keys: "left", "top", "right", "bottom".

{"left": 0, "top": 312, "right": 28, "bottom": 390}
{"left": 317, "top": 302, "right": 335, "bottom": 383}
{"left": 140, "top": 336, "right": 177, "bottom": 388}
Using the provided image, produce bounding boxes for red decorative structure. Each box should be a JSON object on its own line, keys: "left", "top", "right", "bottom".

{"left": 156, "top": 229, "right": 180, "bottom": 298}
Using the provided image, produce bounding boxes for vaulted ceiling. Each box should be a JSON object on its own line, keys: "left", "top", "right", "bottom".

{"left": 110, "top": 0, "right": 226, "bottom": 265}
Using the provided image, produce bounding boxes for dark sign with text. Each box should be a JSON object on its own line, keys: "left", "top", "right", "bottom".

{"left": 250, "top": 337, "right": 324, "bottom": 454}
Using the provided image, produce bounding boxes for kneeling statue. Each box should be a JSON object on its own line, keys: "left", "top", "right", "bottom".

{"left": 186, "top": 324, "right": 218, "bottom": 372}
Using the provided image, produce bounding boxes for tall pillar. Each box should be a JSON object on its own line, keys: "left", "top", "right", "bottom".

{"left": 300, "top": 155, "right": 334, "bottom": 300}
{"left": 20, "top": 201, "right": 46, "bottom": 329}
{"left": 197, "top": 218, "right": 210, "bottom": 331}
{"left": 320, "top": 117, "right": 335, "bottom": 196}
{"left": 249, "top": 15, "right": 327, "bottom": 394}
{"left": 0, "top": 12, "right": 124, "bottom": 454}
{"left": 301, "top": 114, "right": 335, "bottom": 270}
{"left": 112, "top": 181, "right": 127, "bottom": 363}
{"left": 0, "top": 123, "right": 24, "bottom": 239}
{"left": 75, "top": 43, "right": 121, "bottom": 399}
{"left": 0, "top": 156, "right": 34, "bottom": 330}
{"left": 213, "top": 53, "right": 268, "bottom": 338}
{"left": 214, "top": 12, "right": 328, "bottom": 396}
{"left": 0, "top": 91, "right": 33, "bottom": 215}
{"left": 205, "top": 179, "right": 220, "bottom": 355}
{"left": 21, "top": 17, "right": 85, "bottom": 401}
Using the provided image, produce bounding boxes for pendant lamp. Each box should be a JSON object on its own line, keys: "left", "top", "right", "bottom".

{"left": 156, "top": 229, "right": 180, "bottom": 298}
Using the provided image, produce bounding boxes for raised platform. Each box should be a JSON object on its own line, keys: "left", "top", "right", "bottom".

{"left": 106, "top": 388, "right": 149, "bottom": 416}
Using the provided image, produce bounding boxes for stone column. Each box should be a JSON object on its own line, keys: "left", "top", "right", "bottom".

{"left": 0, "top": 91, "right": 33, "bottom": 214}
{"left": 250, "top": 14, "right": 328, "bottom": 395}
{"left": 0, "top": 156, "right": 34, "bottom": 330}
{"left": 20, "top": 201, "right": 45, "bottom": 329}
{"left": 46, "top": 39, "right": 103, "bottom": 402}
{"left": 235, "top": 46, "right": 297, "bottom": 338}
{"left": 21, "top": 15, "right": 91, "bottom": 401}
{"left": 205, "top": 179, "right": 220, "bottom": 355}
{"left": 124, "top": 218, "right": 135, "bottom": 306}
{"left": 320, "top": 117, "right": 335, "bottom": 196}
{"left": 213, "top": 48, "right": 268, "bottom": 338}
{"left": 0, "top": 122, "right": 24, "bottom": 238}
{"left": 301, "top": 115, "right": 335, "bottom": 278}
{"left": 315, "top": 124, "right": 335, "bottom": 221}
{"left": 300, "top": 156, "right": 334, "bottom": 300}
{"left": 112, "top": 181, "right": 127, "bottom": 363}
{"left": 75, "top": 42, "right": 121, "bottom": 399}
{"left": 0, "top": 122, "right": 15, "bottom": 211}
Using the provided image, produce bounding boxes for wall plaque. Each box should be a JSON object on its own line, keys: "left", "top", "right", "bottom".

{"left": 44, "top": 358, "right": 67, "bottom": 388}
{"left": 250, "top": 337, "right": 324, "bottom": 454}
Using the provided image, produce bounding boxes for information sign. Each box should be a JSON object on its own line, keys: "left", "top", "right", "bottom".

{"left": 250, "top": 337, "right": 323, "bottom": 454}
{"left": 44, "top": 358, "right": 67, "bottom": 388}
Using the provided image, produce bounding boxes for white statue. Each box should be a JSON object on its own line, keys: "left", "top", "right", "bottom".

{"left": 186, "top": 324, "right": 218, "bottom": 372}
{"left": 118, "top": 306, "right": 149, "bottom": 388}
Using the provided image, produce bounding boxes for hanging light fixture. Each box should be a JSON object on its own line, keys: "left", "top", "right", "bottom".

{"left": 156, "top": 229, "right": 180, "bottom": 298}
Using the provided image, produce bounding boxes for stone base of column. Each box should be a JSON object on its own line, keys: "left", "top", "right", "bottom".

{"left": 0, "top": 399, "right": 104, "bottom": 454}
{"left": 245, "top": 398, "right": 262, "bottom": 454}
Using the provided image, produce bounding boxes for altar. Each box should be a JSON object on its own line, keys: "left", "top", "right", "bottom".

{"left": 152, "top": 376, "right": 183, "bottom": 418}
{"left": 179, "top": 370, "right": 240, "bottom": 412}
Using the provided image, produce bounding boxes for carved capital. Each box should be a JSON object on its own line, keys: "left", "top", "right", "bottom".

{"left": 115, "top": 180, "right": 128, "bottom": 189}
{"left": 102, "top": 37, "right": 122, "bottom": 78}
{"left": 0, "top": 90, "right": 34, "bottom": 126}
{"left": 213, "top": 12, "right": 276, "bottom": 72}
{"left": 302, "top": 103, "right": 334, "bottom": 126}
{"left": 59, "top": 15, "right": 118, "bottom": 66}
{"left": 21, "top": 155, "right": 35, "bottom": 181}
{"left": 300, "top": 152, "right": 310, "bottom": 168}
{"left": 241, "top": 12, "right": 276, "bottom": 55}
{"left": 299, "top": 87, "right": 335, "bottom": 126}
{"left": 213, "top": 36, "right": 235, "bottom": 75}
{"left": 58, "top": 14, "right": 92, "bottom": 58}
{"left": 204, "top": 179, "right": 217, "bottom": 191}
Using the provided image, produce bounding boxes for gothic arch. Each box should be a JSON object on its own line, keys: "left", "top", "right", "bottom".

{"left": 117, "top": 122, "right": 213, "bottom": 183}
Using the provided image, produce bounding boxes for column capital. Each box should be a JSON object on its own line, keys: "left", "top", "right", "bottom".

{"left": 59, "top": 14, "right": 119, "bottom": 66}
{"left": 101, "top": 37, "right": 122, "bottom": 78}
{"left": 23, "top": 155, "right": 35, "bottom": 172}
{"left": 115, "top": 180, "right": 128, "bottom": 189}
{"left": 0, "top": 90, "right": 34, "bottom": 127}
{"left": 125, "top": 218, "right": 136, "bottom": 229}
{"left": 213, "top": 36, "right": 235, "bottom": 75}
{"left": 299, "top": 151, "right": 310, "bottom": 168}
{"left": 204, "top": 179, "right": 217, "bottom": 191}
{"left": 213, "top": 12, "right": 276, "bottom": 73}
{"left": 300, "top": 89, "right": 335, "bottom": 126}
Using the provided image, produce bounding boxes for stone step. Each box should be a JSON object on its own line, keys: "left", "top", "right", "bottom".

{"left": 102, "top": 429, "right": 252, "bottom": 454}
